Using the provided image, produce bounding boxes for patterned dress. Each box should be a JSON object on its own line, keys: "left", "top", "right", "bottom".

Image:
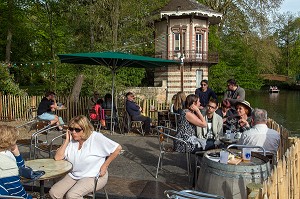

{"left": 174, "top": 109, "right": 202, "bottom": 153}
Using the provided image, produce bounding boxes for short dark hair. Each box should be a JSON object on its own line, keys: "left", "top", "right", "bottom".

{"left": 201, "top": 80, "right": 208, "bottom": 85}
{"left": 227, "top": 79, "right": 237, "bottom": 86}
{"left": 125, "top": 92, "right": 133, "bottom": 98}
{"left": 45, "top": 91, "right": 55, "bottom": 97}
{"left": 104, "top": 93, "right": 112, "bottom": 101}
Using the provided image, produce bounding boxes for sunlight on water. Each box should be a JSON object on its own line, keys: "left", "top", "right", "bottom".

{"left": 246, "top": 90, "right": 300, "bottom": 135}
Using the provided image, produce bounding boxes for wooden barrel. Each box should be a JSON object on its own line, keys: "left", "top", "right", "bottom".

{"left": 195, "top": 149, "right": 271, "bottom": 199}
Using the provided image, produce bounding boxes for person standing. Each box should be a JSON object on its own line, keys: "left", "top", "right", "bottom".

{"left": 197, "top": 99, "right": 223, "bottom": 150}
{"left": 223, "top": 79, "right": 245, "bottom": 107}
{"left": 195, "top": 80, "right": 218, "bottom": 113}
{"left": 37, "top": 91, "right": 64, "bottom": 130}
{"left": 125, "top": 92, "right": 152, "bottom": 134}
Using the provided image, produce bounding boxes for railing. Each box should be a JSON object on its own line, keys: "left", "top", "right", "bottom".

{"left": 155, "top": 50, "right": 219, "bottom": 63}
{"left": 0, "top": 94, "right": 299, "bottom": 198}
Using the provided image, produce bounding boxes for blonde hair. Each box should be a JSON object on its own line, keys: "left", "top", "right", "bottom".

{"left": 174, "top": 91, "right": 186, "bottom": 111}
{"left": 68, "top": 115, "right": 94, "bottom": 140}
{"left": 0, "top": 125, "right": 19, "bottom": 151}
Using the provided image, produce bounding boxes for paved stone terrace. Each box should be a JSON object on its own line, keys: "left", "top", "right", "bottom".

{"left": 18, "top": 131, "right": 193, "bottom": 199}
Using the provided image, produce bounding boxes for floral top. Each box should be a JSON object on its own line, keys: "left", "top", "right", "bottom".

{"left": 174, "top": 109, "right": 202, "bottom": 152}
{"left": 224, "top": 116, "right": 252, "bottom": 133}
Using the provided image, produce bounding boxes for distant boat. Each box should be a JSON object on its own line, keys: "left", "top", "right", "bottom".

{"left": 269, "top": 86, "right": 280, "bottom": 93}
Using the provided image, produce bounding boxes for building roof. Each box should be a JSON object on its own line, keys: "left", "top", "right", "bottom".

{"left": 160, "top": 0, "right": 222, "bottom": 24}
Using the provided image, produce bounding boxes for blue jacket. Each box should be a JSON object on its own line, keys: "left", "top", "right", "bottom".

{"left": 195, "top": 87, "right": 218, "bottom": 107}
{"left": 126, "top": 100, "right": 141, "bottom": 117}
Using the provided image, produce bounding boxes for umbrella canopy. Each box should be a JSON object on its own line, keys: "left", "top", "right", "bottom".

{"left": 58, "top": 51, "right": 179, "bottom": 70}
{"left": 57, "top": 51, "right": 180, "bottom": 133}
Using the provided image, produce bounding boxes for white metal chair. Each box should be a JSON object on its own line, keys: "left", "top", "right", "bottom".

{"left": 32, "top": 124, "right": 66, "bottom": 158}
{"left": 16, "top": 120, "right": 50, "bottom": 159}
{"left": 0, "top": 195, "right": 25, "bottom": 199}
{"left": 164, "top": 190, "right": 224, "bottom": 199}
{"left": 155, "top": 126, "right": 191, "bottom": 181}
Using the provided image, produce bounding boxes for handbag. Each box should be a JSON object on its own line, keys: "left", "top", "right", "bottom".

{"left": 19, "top": 166, "right": 45, "bottom": 180}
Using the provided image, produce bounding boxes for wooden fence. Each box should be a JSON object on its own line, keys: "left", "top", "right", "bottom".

{"left": 1, "top": 94, "right": 300, "bottom": 198}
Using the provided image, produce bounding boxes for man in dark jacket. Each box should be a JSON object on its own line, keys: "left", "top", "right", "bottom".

{"left": 195, "top": 80, "right": 218, "bottom": 114}
{"left": 125, "top": 92, "right": 151, "bottom": 134}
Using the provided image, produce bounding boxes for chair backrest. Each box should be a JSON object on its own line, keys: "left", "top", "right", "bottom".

{"left": 0, "top": 195, "right": 25, "bottom": 199}
{"left": 164, "top": 189, "right": 224, "bottom": 199}
{"left": 168, "top": 112, "right": 179, "bottom": 133}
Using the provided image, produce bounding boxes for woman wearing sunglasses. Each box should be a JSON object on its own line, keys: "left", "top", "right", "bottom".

{"left": 49, "top": 115, "right": 122, "bottom": 199}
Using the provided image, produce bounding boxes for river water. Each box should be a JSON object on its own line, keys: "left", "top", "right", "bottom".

{"left": 245, "top": 90, "right": 300, "bottom": 135}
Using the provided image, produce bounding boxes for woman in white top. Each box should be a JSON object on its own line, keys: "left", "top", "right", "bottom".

{"left": 49, "top": 115, "right": 122, "bottom": 199}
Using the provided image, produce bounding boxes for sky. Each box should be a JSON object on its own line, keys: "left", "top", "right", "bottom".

{"left": 279, "top": 0, "right": 299, "bottom": 13}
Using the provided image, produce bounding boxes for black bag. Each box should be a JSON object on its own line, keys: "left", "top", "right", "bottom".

{"left": 19, "top": 166, "right": 45, "bottom": 180}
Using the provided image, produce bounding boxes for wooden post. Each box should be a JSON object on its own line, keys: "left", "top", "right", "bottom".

{"left": 247, "top": 183, "right": 263, "bottom": 199}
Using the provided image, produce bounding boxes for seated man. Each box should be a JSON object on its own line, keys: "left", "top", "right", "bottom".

{"left": 237, "top": 108, "right": 280, "bottom": 156}
{"left": 125, "top": 92, "right": 151, "bottom": 134}
{"left": 37, "top": 91, "right": 64, "bottom": 130}
{"left": 197, "top": 99, "right": 223, "bottom": 150}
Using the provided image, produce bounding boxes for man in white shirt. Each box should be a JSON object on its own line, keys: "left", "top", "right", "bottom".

{"left": 237, "top": 108, "right": 280, "bottom": 156}
{"left": 197, "top": 99, "right": 223, "bottom": 150}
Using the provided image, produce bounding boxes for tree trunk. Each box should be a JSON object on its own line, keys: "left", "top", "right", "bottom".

{"left": 111, "top": 0, "right": 119, "bottom": 50}
{"left": 5, "top": 0, "right": 14, "bottom": 63}
{"left": 70, "top": 74, "right": 84, "bottom": 103}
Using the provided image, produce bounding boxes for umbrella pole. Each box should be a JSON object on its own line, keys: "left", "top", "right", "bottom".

{"left": 110, "top": 69, "right": 115, "bottom": 134}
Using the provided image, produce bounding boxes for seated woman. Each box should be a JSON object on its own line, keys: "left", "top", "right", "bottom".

{"left": 173, "top": 91, "right": 186, "bottom": 114}
{"left": 0, "top": 125, "right": 35, "bottom": 199}
{"left": 174, "top": 94, "right": 207, "bottom": 153}
{"left": 89, "top": 98, "right": 107, "bottom": 129}
{"left": 49, "top": 115, "right": 122, "bottom": 199}
{"left": 224, "top": 101, "right": 252, "bottom": 134}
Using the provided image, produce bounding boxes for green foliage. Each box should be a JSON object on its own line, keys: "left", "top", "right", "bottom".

{"left": 0, "top": 65, "right": 25, "bottom": 95}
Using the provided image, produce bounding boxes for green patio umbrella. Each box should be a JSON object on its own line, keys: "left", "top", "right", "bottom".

{"left": 57, "top": 51, "right": 180, "bottom": 132}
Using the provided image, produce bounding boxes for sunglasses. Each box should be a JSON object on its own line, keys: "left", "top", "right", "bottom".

{"left": 201, "top": 84, "right": 207, "bottom": 86}
{"left": 68, "top": 127, "right": 82, "bottom": 133}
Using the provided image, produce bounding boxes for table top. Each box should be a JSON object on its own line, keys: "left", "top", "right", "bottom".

{"left": 26, "top": 159, "right": 72, "bottom": 180}
{"left": 219, "top": 137, "right": 239, "bottom": 144}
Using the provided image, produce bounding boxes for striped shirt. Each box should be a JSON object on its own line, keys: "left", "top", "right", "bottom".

{"left": 0, "top": 154, "right": 32, "bottom": 199}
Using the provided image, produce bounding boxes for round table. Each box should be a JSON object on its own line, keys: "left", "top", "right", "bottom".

{"left": 26, "top": 159, "right": 72, "bottom": 199}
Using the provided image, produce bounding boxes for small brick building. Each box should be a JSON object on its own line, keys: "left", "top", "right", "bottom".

{"left": 154, "top": 0, "right": 222, "bottom": 100}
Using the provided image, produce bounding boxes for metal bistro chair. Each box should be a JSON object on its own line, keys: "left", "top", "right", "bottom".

{"left": 104, "top": 109, "right": 116, "bottom": 133}
{"left": 164, "top": 190, "right": 224, "bottom": 199}
{"left": 155, "top": 126, "right": 191, "bottom": 182}
{"left": 125, "top": 111, "right": 144, "bottom": 136}
{"left": 0, "top": 195, "right": 25, "bottom": 199}
{"left": 32, "top": 124, "right": 66, "bottom": 159}
{"left": 168, "top": 112, "right": 180, "bottom": 135}
{"left": 85, "top": 173, "right": 109, "bottom": 199}
{"left": 16, "top": 120, "right": 50, "bottom": 159}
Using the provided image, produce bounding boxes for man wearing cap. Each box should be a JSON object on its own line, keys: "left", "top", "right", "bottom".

{"left": 237, "top": 108, "right": 280, "bottom": 156}
{"left": 195, "top": 80, "right": 218, "bottom": 113}
{"left": 224, "top": 100, "right": 252, "bottom": 134}
{"left": 224, "top": 79, "right": 245, "bottom": 107}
